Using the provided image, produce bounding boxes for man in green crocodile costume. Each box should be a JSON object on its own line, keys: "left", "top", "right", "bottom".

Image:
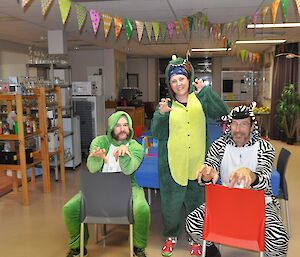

{"left": 151, "top": 55, "right": 228, "bottom": 256}
{"left": 63, "top": 111, "right": 150, "bottom": 257}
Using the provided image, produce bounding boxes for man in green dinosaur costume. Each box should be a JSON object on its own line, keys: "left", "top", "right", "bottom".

{"left": 151, "top": 55, "right": 228, "bottom": 256}
{"left": 63, "top": 111, "right": 150, "bottom": 257}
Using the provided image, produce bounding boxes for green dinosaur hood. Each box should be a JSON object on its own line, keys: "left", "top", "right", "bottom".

{"left": 164, "top": 56, "right": 195, "bottom": 100}
{"left": 107, "top": 111, "right": 134, "bottom": 145}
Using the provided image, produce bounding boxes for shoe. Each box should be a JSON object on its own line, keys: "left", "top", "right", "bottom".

{"left": 205, "top": 244, "right": 221, "bottom": 257}
{"left": 190, "top": 243, "right": 202, "bottom": 256}
{"left": 66, "top": 247, "right": 88, "bottom": 257}
{"left": 134, "top": 246, "right": 147, "bottom": 257}
{"left": 161, "top": 237, "right": 177, "bottom": 256}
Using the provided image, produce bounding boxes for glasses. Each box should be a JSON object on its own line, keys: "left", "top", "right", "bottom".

{"left": 115, "top": 123, "right": 129, "bottom": 129}
{"left": 230, "top": 121, "right": 251, "bottom": 129}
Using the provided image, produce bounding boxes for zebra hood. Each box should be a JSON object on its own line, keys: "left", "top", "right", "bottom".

{"left": 221, "top": 102, "right": 260, "bottom": 146}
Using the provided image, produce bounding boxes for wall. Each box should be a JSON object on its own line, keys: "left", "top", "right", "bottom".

{"left": 69, "top": 49, "right": 114, "bottom": 100}
{"left": 127, "top": 57, "right": 157, "bottom": 102}
{"left": 0, "top": 51, "right": 28, "bottom": 79}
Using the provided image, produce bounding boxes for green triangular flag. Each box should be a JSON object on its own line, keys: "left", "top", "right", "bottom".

{"left": 188, "top": 16, "right": 193, "bottom": 31}
{"left": 160, "top": 22, "right": 167, "bottom": 40}
{"left": 153, "top": 22, "right": 160, "bottom": 41}
{"left": 75, "top": 4, "right": 87, "bottom": 31}
{"left": 125, "top": 18, "right": 134, "bottom": 40}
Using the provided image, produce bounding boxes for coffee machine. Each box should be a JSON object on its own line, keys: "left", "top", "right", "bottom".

{"left": 120, "top": 87, "right": 143, "bottom": 106}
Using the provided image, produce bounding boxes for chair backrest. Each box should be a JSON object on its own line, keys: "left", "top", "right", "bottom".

{"left": 276, "top": 148, "right": 291, "bottom": 200}
{"left": 203, "top": 184, "right": 265, "bottom": 252}
{"left": 80, "top": 171, "right": 133, "bottom": 225}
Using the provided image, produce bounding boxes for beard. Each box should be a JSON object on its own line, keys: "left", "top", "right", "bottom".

{"left": 112, "top": 130, "right": 130, "bottom": 142}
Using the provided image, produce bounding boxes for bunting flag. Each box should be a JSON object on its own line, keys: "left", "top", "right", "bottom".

{"left": 102, "top": 13, "right": 112, "bottom": 38}
{"left": 41, "top": 0, "right": 53, "bottom": 16}
{"left": 260, "top": 53, "right": 265, "bottom": 65}
{"left": 296, "top": 0, "right": 300, "bottom": 14}
{"left": 260, "top": 6, "right": 269, "bottom": 23}
{"left": 226, "top": 39, "right": 231, "bottom": 50}
{"left": 174, "top": 20, "right": 181, "bottom": 34}
{"left": 153, "top": 22, "right": 160, "bottom": 41}
{"left": 252, "top": 10, "right": 259, "bottom": 25}
{"left": 135, "top": 20, "right": 144, "bottom": 42}
{"left": 75, "top": 4, "right": 87, "bottom": 31}
{"left": 237, "top": 17, "right": 245, "bottom": 36}
{"left": 249, "top": 52, "right": 253, "bottom": 63}
{"left": 160, "top": 22, "right": 167, "bottom": 40}
{"left": 182, "top": 17, "right": 189, "bottom": 33}
{"left": 225, "top": 22, "right": 231, "bottom": 32}
{"left": 167, "top": 21, "right": 174, "bottom": 39}
{"left": 125, "top": 18, "right": 134, "bottom": 40}
{"left": 281, "top": 0, "right": 289, "bottom": 22}
{"left": 222, "top": 36, "right": 227, "bottom": 47}
{"left": 240, "top": 49, "right": 249, "bottom": 63}
{"left": 114, "top": 16, "right": 123, "bottom": 39}
{"left": 188, "top": 16, "right": 193, "bottom": 31}
{"left": 200, "top": 15, "right": 208, "bottom": 30}
{"left": 272, "top": 0, "right": 280, "bottom": 23}
{"left": 220, "top": 23, "right": 224, "bottom": 34}
{"left": 22, "top": 0, "right": 31, "bottom": 8}
{"left": 58, "top": 0, "right": 71, "bottom": 24}
{"left": 89, "top": 9, "right": 100, "bottom": 35}
{"left": 145, "top": 22, "right": 153, "bottom": 41}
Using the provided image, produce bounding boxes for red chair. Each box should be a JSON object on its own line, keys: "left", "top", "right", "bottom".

{"left": 202, "top": 184, "right": 265, "bottom": 257}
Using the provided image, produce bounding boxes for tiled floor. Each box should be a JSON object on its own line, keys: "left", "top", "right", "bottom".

{"left": 0, "top": 139, "right": 299, "bottom": 257}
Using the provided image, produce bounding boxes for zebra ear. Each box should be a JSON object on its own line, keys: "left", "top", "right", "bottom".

{"left": 250, "top": 101, "right": 257, "bottom": 110}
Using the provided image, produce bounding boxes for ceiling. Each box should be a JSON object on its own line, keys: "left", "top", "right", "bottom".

{"left": 0, "top": 0, "right": 299, "bottom": 58}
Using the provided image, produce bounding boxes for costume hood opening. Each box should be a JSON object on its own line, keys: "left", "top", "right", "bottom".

{"left": 164, "top": 55, "right": 195, "bottom": 100}
{"left": 221, "top": 102, "right": 260, "bottom": 141}
{"left": 107, "top": 111, "right": 134, "bottom": 145}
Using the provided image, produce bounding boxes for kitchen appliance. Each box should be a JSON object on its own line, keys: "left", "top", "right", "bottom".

{"left": 72, "top": 95, "right": 105, "bottom": 155}
{"left": 72, "top": 81, "right": 97, "bottom": 96}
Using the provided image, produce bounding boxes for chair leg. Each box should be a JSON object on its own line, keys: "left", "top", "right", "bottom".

{"left": 147, "top": 188, "right": 151, "bottom": 205}
{"left": 80, "top": 223, "right": 84, "bottom": 257}
{"left": 102, "top": 224, "right": 107, "bottom": 248}
{"left": 94, "top": 224, "right": 98, "bottom": 243}
{"left": 129, "top": 224, "right": 134, "bottom": 257}
{"left": 285, "top": 200, "right": 291, "bottom": 237}
{"left": 202, "top": 240, "right": 207, "bottom": 257}
{"left": 218, "top": 244, "right": 222, "bottom": 254}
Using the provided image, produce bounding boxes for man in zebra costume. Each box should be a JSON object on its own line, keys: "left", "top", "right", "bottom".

{"left": 185, "top": 102, "right": 289, "bottom": 257}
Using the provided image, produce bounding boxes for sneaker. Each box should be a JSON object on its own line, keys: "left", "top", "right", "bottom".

{"left": 66, "top": 247, "right": 88, "bottom": 257}
{"left": 134, "top": 246, "right": 147, "bottom": 257}
{"left": 161, "top": 237, "right": 177, "bottom": 256}
{"left": 190, "top": 244, "right": 202, "bottom": 256}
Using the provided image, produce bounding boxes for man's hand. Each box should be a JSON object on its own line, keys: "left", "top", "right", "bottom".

{"left": 196, "top": 164, "right": 219, "bottom": 184}
{"left": 193, "top": 78, "right": 205, "bottom": 94}
{"left": 89, "top": 147, "right": 107, "bottom": 163}
{"left": 159, "top": 98, "right": 172, "bottom": 114}
{"left": 229, "top": 167, "right": 256, "bottom": 188}
{"left": 113, "top": 145, "right": 131, "bottom": 161}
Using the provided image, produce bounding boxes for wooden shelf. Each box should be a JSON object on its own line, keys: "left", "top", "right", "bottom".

{"left": 0, "top": 86, "right": 65, "bottom": 205}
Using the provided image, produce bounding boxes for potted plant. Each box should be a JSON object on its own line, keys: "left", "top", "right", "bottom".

{"left": 276, "top": 83, "right": 300, "bottom": 144}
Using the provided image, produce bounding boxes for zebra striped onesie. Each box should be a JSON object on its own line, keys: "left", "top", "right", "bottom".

{"left": 185, "top": 135, "right": 289, "bottom": 257}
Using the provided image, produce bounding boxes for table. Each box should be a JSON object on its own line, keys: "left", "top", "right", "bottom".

{"left": 135, "top": 148, "right": 280, "bottom": 203}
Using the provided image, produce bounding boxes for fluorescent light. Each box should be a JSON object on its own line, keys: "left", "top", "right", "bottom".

{"left": 275, "top": 53, "right": 300, "bottom": 59}
{"left": 235, "top": 39, "right": 286, "bottom": 44}
{"left": 247, "top": 23, "right": 300, "bottom": 29}
{"left": 191, "top": 48, "right": 231, "bottom": 52}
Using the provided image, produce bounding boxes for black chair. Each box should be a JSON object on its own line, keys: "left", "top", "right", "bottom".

{"left": 276, "top": 148, "right": 291, "bottom": 237}
{"left": 80, "top": 171, "right": 133, "bottom": 257}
